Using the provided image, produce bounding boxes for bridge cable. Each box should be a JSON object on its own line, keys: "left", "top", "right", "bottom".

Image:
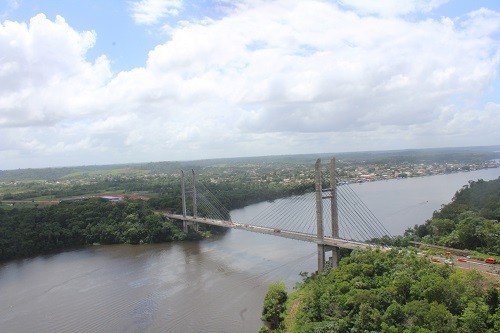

{"left": 196, "top": 182, "right": 232, "bottom": 220}
{"left": 245, "top": 192, "right": 315, "bottom": 234}
{"left": 197, "top": 192, "right": 227, "bottom": 221}
{"left": 336, "top": 197, "right": 373, "bottom": 241}
{"left": 269, "top": 196, "right": 304, "bottom": 231}
{"left": 322, "top": 169, "right": 377, "bottom": 240}
{"left": 334, "top": 180, "right": 387, "bottom": 239}
{"left": 322, "top": 199, "right": 355, "bottom": 240}
{"left": 316, "top": 171, "right": 375, "bottom": 240}
{"left": 196, "top": 182, "right": 227, "bottom": 216}
{"left": 334, "top": 173, "right": 390, "bottom": 238}
{"left": 339, "top": 181, "right": 392, "bottom": 238}
{"left": 200, "top": 184, "right": 232, "bottom": 219}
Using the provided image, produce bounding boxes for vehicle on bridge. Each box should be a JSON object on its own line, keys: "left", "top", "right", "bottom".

{"left": 273, "top": 228, "right": 281, "bottom": 233}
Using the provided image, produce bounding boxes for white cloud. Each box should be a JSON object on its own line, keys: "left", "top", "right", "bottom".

{"left": 138, "top": 0, "right": 498, "bottom": 134}
{"left": 0, "top": 14, "right": 112, "bottom": 128}
{"left": 129, "top": 0, "right": 183, "bottom": 25}
{"left": 0, "top": 0, "right": 499, "bottom": 169}
{"left": 338, "top": 0, "right": 449, "bottom": 17}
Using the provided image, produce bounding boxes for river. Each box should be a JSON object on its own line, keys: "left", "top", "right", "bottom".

{"left": 0, "top": 168, "right": 498, "bottom": 333}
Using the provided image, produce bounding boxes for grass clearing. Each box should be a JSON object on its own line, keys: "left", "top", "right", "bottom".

{"left": 62, "top": 168, "right": 149, "bottom": 179}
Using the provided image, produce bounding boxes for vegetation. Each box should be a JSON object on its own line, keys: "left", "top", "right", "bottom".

{"left": 263, "top": 249, "right": 499, "bottom": 333}
{"left": 2, "top": 146, "right": 499, "bottom": 203}
{"left": 403, "top": 177, "right": 500, "bottom": 256}
{"left": 261, "top": 282, "right": 288, "bottom": 331}
{"left": 0, "top": 198, "right": 216, "bottom": 261}
{"left": 0, "top": 153, "right": 321, "bottom": 262}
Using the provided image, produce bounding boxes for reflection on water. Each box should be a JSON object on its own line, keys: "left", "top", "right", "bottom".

{"left": 0, "top": 236, "right": 315, "bottom": 333}
{"left": 0, "top": 168, "right": 498, "bottom": 333}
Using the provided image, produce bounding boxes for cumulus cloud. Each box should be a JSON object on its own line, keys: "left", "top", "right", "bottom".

{"left": 0, "top": 0, "right": 499, "bottom": 169}
{"left": 0, "top": 14, "right": 111, "bottom": 128}
{"left": 129, "top": 0, "right": 183, "bottom": 25}
{"left": 338, "top": 0, "right": 450, "bottom": 17}
{"left": 139, "top": 1, "right": 499, "bottom": 134}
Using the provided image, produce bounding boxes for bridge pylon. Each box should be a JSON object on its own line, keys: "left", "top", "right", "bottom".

{"left": 315, "top": 158, "right": 340, "bottom": 272}
{"left": 180, "top": 169, "right": 198, "bottom": 233}
{"left": 163, "top": 157, "right": 377, "bottom": 274}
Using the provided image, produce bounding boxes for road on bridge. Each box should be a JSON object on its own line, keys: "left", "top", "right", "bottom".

{"left": 162, "top": 213, "right": 375, "bottom": 251}
{"left": 163, "top": 213, "right": 499, "bottom": 278}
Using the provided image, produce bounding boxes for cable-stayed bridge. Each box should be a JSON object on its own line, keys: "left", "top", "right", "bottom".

{"left": 164, "top": 158, "right": 391, "bottom": 272}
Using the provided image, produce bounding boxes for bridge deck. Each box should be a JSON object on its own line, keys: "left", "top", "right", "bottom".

{"left": 163, "top": 213, "right": 374, "bottom": 251}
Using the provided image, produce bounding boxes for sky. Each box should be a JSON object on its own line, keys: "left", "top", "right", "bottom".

{"left": 0, "top": 0, "right": 499, "bottom": 170}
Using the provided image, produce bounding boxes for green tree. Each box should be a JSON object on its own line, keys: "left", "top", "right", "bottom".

{"left": 404, "top": 178, "right": 500, "bottom": 255}
{"left": 485, "top": 287, "right": 499, "bottom": 315}
{"left": 261, "top": 282, "right": 288, "bottom": 330}
{"left": 278, "top": 249, "right": 497, "bottom": 333}
{"left": 459, "top": 301, "right": 490, "bottom": 333}
{"left": 429, "top": 218, "right": 455, "bottom": 237}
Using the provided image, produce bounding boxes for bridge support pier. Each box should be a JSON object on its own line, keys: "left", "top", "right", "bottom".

{"left": 318, "top": 244, "right": 340, "bottom": 272}
{"left": 317, "top": 244, "right": 325, "bottom": 272}
{"left": 326, "top": 246, "right": 339, "bottom": 269}
{"left": 183, "top": 220, "right": 198, "bottom": 233}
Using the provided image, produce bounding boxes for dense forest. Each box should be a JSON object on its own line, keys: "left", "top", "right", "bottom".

{"left": 0, "top": 198, "right": 216, "bottom": 261}
{"left": 260, "top": 249, "right": 499, "bottom": 333}
{"left": 0, "top": 178, "right": 311, "bottom": 261}
{"left": 403, "top": 177, "right": 500, "bottom": 256}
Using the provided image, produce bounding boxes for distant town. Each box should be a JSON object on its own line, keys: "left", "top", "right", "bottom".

{"left": 326, "top": 159, "right": 500, "bottom": 184}
{"left": 1, "top": 146, "right": 499, "bottom": 204}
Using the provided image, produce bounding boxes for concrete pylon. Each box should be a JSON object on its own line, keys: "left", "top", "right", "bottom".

{"left": 314, "top": 159, "right": 325, "bottom": 272}
{"left": 191, "top": 169, "right": 198, "bottom": 232}
{"left": 315, "top": 158, "right": 340, "bottom": 272}
{"left": 181, "top": 170, "right": 188, "bottom": 233}
{"left": 329, "top": 158, "right": 340, "bottom": 268}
